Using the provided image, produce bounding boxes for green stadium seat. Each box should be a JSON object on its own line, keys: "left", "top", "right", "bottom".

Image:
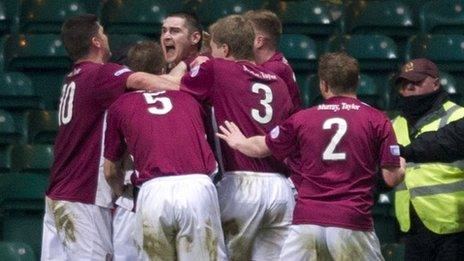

{"left": 10, "top": 144, "right": 53, "bottom": 173}
{"left": 5, "top": 34, "right": 71, "bottom": 109}
{"left": 297, "top": 74, "right": 322, "bottom": 108}
{"left": 381, "top": 243, "right": 405, "bottom": 261}
{"left": 357, "top": 74, "right": 384, "bottom": 109}
{"left": 420, "top": 0, "right": 464, "bottom": 34}
{"left": 279, "top": 0, "right": 341, "bottom": 36}
{"left": 0, "top": 110, "right": 23, "bottom": 145}
{"left": 0, "top": 72, "right": 42, "bottom": 111}
{"left": 197, "top": 0, "right": 267, "bottom": 26}
{"left": 0, "top": 241, "right": 36, "bottom": 261}
{"left": 25, "top": 110, "right": 58, "bottom": 144}
{"left": 439, "top": 71, "right": 463, "bottom": 104}
{"left": 406, "top": 34, "right": 464, "bottom": 72}
{"left": 0, "top": 1, "right": 10, "bottom": 34}
{"left": 279, "top": 34, "right": 317, "bottom": 73}
{"left": 108, "top": 34, "right": 149, "bottom": 63}
{"left": 0, "top": 173, "right": 48, "bottom": 260}
{"left": 0, "top": 145, "right": 12, "bottom": 172}
{"left": 373, "top": 192, "right": 398, "bottom": 244}
{"left": 349, "top": 1, "right": 417, "bottom": 36}
{"left": 101, "top": 0, "right": 184, "bottom": 37}
{"left": 20, "top": 0, "right": 87, "bottom": 33}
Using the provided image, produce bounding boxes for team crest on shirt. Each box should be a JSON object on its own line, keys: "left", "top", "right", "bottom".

{"left": 390, "top": 145, "right": 400, "bottom": 156}
{"left": 270, "top": 126, "right": 280, "bottom": 139}
{"left": 190, "top": 65, "right": 200, "bottom": 77}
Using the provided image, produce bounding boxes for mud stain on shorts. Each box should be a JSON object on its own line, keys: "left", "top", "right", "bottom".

{"left": 142, "top": 220, "right": 176, "bottom": 261}
{"left": 222, "top": 219, "right": 251, "bottom": 261}
{"left": 51, "top": 201, "right": 76, "bottom": 246}
{"left": 205, "top": 219, "right": 218, "bottom": 261}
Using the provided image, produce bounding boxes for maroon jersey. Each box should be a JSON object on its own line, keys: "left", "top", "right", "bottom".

{"left": 265, "top": 96, "right": 400, "bottom": 231}
{"left": 48, "top": 61, "right": 133, "bottom": 207}
{"left": 181, "top": 58, "right": 293, "bottom": 173}
{"left": 104, "top": 91, "right": 217, "bottom": 186}
{"left": 261, "top": 52, "right": 302, "bottom": 114}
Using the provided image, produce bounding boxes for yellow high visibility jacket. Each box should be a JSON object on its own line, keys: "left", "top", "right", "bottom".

{"left": 393, "top": 100, "right": 464, "bottom": 234}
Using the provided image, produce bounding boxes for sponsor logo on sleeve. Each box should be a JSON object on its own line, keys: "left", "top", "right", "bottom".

{"left": 270, "top": 126, "right": 280, "bottom": 139}
{"left": 190, "top": 65, "right": 200, "bottom": 77}
{"left": 114, "top": 68, "right": 132, "bottom": 76}
{"left": 390, "top": 145, "right": 400, "bottom": 156}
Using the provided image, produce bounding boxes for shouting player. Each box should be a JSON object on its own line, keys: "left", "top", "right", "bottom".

{"left": 218, "top": 52, "right": 405, "bottom": 260}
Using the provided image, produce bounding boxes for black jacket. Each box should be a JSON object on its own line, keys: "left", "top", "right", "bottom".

{"left": 402, "top": 117, "right": 464, "bottom": 163}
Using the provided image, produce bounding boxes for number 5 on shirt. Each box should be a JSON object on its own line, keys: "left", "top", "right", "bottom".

{"left": 143, "top": 91, "right": 173, "bottom": 115}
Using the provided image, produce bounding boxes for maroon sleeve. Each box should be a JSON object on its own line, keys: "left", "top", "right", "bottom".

{"left": 265, "top": 115, "right": 299, "bottom": 161}
{"left": 180, "top": 60, "right": 214, "bottom": 103}
{"left": 377, "top": 114, "right": 401, "bottom": 167}
{"left": 104, "top": 102, "right": 126, "bottom": 162}
{"left": 95, "top": 63, "right": 134, "bottom": 108}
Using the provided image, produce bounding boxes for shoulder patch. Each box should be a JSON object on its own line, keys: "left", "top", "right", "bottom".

{"left": 114, "top": 68, "right": 132, "bottom": 76}
{"left": 270, "top": 126, "right": 280, "bottom": 139}
{"left": 190, "top": 65, "right": 200, "bottom": 77}
{"left": 390, "top": 145, "right": 400, "bottom": 156}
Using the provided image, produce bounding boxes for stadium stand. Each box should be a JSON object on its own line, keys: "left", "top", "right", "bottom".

{"left": 0, "top": 72, "right": 42, "bottom": 111}
{"left": 279, "top": 33, "right": 317, "bottom": 73}
{"left": 420, "top": 0, "right": 464, "bottom": 34}
{"left": 0, "top": 241, "right": 36, "bottom": 261}
{"left": 25, "top": 110, "right": 58, "bottom": 144}
{"left": 10, "top": 144, "right": 53, "bottom": 173}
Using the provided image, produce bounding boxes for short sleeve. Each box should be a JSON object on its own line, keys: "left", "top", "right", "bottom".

{"left": 265, "top": 115, "right": 299, "bottom": 161}
{"left": 180, "top": 59, "right": 215, "bottom": 102}
{"left": 95, "top": 63, "right": 134, "bottom": 108}
{"left": 377, "top": 115, "right": 401, "bottom": 167}
{"left": 104, "top": 102, "right": 126, "bottom": 161}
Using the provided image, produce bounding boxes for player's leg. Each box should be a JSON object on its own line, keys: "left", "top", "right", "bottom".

{"left": 216, "top": 172, "right": 267, "bottom": 261}
{"left": 279, "top": 224, "right": 331, "bottom": 261}
{"left": 175, "top": 175, "right": 227, "bottom": 261}
{"left": 41, "top": 197, "right": 66, "bottom": 261}
{"left": 112, "top": 206, "right": 137, "bottom": 261}
{"left": 326, "top": 226, "right": 384, "bottom": 261}
{"left": 252, "top": 174, "right": 295, "bottom": 259}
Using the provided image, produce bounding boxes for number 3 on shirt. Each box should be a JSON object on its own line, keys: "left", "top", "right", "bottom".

{"left": 251, "top": 83, "right": 273, "bottom": 124}
{"left": 58, "top": 81, "right": 76, "bottom": 125}
{"left": 322, "top": 117, "right": 347, "bottom": 160}
{"left": 143, "top": 91, "right": 173, "bottom": 115}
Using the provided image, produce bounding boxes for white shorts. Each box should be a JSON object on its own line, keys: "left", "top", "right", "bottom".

{"left": 134, "top": 174, "right": 227, "bottom": 261}
{"left": 41, "top": 197, "right": 113, "bottom": 261}
{"left": 217, "top": 171, "right": 295, "bottom": 260}
{"left": 113, "top": 207, "right": 137, "bottom": 261}
{"left": 279, "top": 224, "right": 384, "bottom": 261}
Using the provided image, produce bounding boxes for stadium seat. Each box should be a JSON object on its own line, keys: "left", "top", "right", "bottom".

{"left": 25, "top": 110, "right": 58, "bottom": 144}
{"left": 5, "top": 34, "right": 71, "bottom": 109}
{"left": 0, "top": 241, "right": 35, "bottom": 261}
{"left": 101, "top": 0, "right": 184, "bottom": 37}
{"left": 279, "top": 34, "right": 317, "bottom": 73}
{"left": 297, "top": 74, "right": 322, "bottom": 108}
{"left": 0, "top": 110, "right": 23, "bottom": 145}
{"left": 0, "top": 173, "right": 48, "bottom": 260}
{"left": 278, "top": 0, "right": 341, "bottom": 36}
{"left": 0, "top": 145, "right": 12, "bottom": 172}
{"left": 405, "top": 34, "right": 464, "bottom": 72}
{"left": 0, "top": 1, "right": 10, "bottom": 34}
{"left": 10, "top": 144, "right": 53, "bottom": 173}
{"left": 197, "top": 0, "right": 267, "bottom": 26}
{"left": 381, "top": 243, "right": 405, "bottom": 261}
{"left": 357, "top": 74, "right": 384, "bottom": 109}
{"left": 348, "top": 0, "right": 417, "bottom": 36}
{"left": 108, "top": 34, "right": 149, "bottom": 63}
{"left": 439, "top": 71, "right": 463, "bottom": 104}
{"left": 0, "top": 72, "right": 42, "bottom": 111}
{"left": 20, "top": 0, "right": 87, "bottom": 33}
{"left": 373, "top": 192, "right": 398, "bottom": 244}
{"left": 420, "top": 0, "right": 464, "bottom": 34}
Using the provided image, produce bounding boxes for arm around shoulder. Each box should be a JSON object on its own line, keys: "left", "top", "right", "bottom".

{"left": 126, "top": 72, "right": 180, "bottom": 92}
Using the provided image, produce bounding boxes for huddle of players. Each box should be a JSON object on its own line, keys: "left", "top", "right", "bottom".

{"left": 41, "top": 9, "right": 405, "bottom": 261}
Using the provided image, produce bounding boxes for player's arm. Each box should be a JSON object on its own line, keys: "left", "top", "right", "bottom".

{"left": 381, "top": 157, "right": 406, "bottom": 187}
{"left": 104, "top": 159, "right": 125, "bottom": 197}
{"left": 126, "top": 72, "right": 180, "bottom": 91}
{"left": 217, "top": 121, "right": 271, "bottom": 158}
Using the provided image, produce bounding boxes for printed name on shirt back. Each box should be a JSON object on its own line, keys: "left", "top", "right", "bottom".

{"left": 317, "top": 103, "right": 360, "bottom": 112}
{"left": 242, "top": 65, "right": 277, "bottom": 81}
{"left": 67, "top": 68, "right": 82, "bottom": 77}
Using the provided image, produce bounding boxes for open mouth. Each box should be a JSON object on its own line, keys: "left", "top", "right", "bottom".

{"left": 164, "top": 44, "right": 176, "bottom": 56}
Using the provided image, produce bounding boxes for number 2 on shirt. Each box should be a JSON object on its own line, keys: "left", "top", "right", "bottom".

{"left": 251, "top": 83, "right": 273, "bottom": 124}
{"left": 322, "top": 117, "right": 347, "bottom": 160}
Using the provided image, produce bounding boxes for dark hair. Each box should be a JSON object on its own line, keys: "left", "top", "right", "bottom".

{"left": 166, "top": 12, "right": 202, "bottom": 51}
{"left": 318, "top": 52, "right": 359, "bottom": 95}
{"left": 126, "top": 41, "right": 165, "bottom": 74}
{"left": 61, "top": 14, "right": 100, "bottom": 61}
{"left": 209, "top": 15, "right": 255, "bottom": 61}
{"left": 244, "top": 10, "right": 282, "bottom": 49}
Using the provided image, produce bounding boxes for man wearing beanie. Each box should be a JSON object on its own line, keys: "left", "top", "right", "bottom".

{"left": 392, "top": 58, "right": 464, "bottom": 260}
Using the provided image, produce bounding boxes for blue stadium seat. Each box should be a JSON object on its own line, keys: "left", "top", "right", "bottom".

{"left": 279, "top": 34, "right": 317, "bottom": 73}
{"left": 405, "top": 34, "right": 464, "bottom": 72}
{"left": 0, "top": 241, "right": 36, "bottom": 261}
{"left": 20, "top": 0, "right": 87, "bottom": 33}
{"left": 420, "top": 0, "right": 464, "bottom": 34}
{"left": 101, "top": 0, "right": 184, "bottom": 37}
{"left": 0, "top": 72, "right": 43, "bottom": 111}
